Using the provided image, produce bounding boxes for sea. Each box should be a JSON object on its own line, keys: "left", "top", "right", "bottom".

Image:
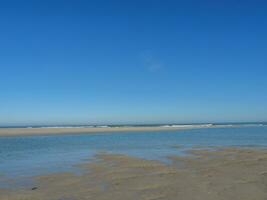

{"left": 0, "top": 123, "right": 267, "bottom": 188}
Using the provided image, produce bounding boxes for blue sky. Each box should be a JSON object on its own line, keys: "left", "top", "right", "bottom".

{"left": 0, "top": 0, "right": 267, "bottom": 125}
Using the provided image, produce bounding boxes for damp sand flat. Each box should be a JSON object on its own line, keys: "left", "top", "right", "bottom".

{"left": 1, "top": 148, "right": 267, "bottom": 200}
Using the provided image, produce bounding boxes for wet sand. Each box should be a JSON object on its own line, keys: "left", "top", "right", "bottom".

{"left": 0, "top": 125, "right": 219, "bottom": 137}
{"left": 1, "top": 148, "right": 267, "bottom": 200}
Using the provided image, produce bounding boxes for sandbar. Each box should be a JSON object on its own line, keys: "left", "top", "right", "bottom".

{"left": 0, "top": 124, "right": 240, "bottom": 137}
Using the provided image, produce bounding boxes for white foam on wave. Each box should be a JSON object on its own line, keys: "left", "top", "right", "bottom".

{"left": 160, "top": 124, "right": 213, "bottom": 128}
{"left": 95, "top": 125, "right": 110, "bottom": 128}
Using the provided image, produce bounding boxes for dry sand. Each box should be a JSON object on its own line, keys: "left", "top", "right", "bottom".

{"left": 1, "top": 148, "right": 267, "bottom": 200}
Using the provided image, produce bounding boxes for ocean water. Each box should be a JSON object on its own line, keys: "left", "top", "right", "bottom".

{"left": 0, "top": 126, "right": 267, "bottom": 188}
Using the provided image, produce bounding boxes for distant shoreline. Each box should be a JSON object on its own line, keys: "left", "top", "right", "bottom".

{"left": 0, "top": 125, "right": 208, "bottom": 137}
{"left": 0, "top": 124, "right": 262, "bottom": 137}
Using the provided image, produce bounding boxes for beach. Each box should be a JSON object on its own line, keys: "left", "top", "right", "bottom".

{"left": 0, "top": 124, "right": 219, "bottom": 137}
{"left": 1, "top": 0, "right": 266, "bottom": 199}
{"left": 1, "top": 148, "right": 267, "bottom": 200}
{"left": 1, "top": 126, "right": 267, "bottom": 200}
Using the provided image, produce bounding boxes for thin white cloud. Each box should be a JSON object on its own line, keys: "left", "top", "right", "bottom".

{"left": 141, "top": 51, "right": 164, "bottom": 72}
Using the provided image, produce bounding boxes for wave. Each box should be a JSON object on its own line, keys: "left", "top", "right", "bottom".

{"left": 160, "top": 124, "right": 214, "bottom": 128}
